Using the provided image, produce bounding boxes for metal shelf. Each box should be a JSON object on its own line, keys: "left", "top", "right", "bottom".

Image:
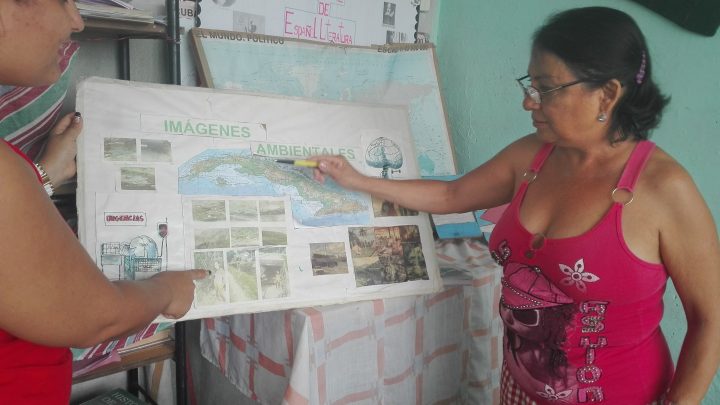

{"left": 80, "top": 17, "right": 167, "bottom": 39}
{"left": 71, "top": 3, "right": 188, "bottom": 404}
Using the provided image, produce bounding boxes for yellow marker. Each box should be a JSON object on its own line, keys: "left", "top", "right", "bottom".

{"left": 274, "top": 159, "right": 319, "bottom": 168}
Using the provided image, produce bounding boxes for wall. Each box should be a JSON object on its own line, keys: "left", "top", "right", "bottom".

{"left": 434, "top": 0, "right": 720, "bottom": 402}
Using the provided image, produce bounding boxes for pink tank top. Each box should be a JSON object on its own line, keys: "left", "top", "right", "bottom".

{"left": 488, "top": 141, "right": 673, "bottom": 404}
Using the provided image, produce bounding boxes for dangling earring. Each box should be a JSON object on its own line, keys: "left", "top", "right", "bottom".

{"left": 597, "top": 112, "right": 607, "bottom": 122}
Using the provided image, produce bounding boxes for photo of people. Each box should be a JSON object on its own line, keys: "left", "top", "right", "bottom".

{"left": 383, "top": 2, "right": 396, "bottom": 26}
{"left": 233, "top": 12, "right": 265, "bottom": 34}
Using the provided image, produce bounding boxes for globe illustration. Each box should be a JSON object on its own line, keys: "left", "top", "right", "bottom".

{"left": 128, "top": 236, "right": 159, "bottom": 258}
{"left": 365, "top": 137, "right": 403, "bottom": 178}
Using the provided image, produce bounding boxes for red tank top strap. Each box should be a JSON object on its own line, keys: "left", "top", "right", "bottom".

{"left": 615, "top": 141, "right": 655, "bottom": 192}
{"left": 528, "top": 143, "right": 555, "bottom": 173}
{"left": 521, "top": 143, "right": 555, "bottom": 184}
{"left": 2, "top": 140, "right": 42, "bottom": 183}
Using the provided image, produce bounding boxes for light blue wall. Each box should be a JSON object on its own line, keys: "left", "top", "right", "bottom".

{"left": 434, "top": 0, "right": 720, "bottom": 402}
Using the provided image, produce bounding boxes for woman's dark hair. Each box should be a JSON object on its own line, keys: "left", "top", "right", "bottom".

{"left": 532, "top": 7, "right": 670, "bottom": 142}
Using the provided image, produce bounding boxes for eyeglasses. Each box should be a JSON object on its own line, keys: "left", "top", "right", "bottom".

{"left": 516, "top": 75, "right": 587, "bottom": 104}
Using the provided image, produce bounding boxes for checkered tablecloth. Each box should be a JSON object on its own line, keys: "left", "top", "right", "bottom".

{"left": 200, "top": 238, "right": 502, "bottom": 404}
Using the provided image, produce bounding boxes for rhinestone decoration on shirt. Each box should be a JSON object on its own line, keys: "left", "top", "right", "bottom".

{"left": 500, "top": 267, "right": 544, "bottom": 310}
{"left": 492, "top": 240, "right": 511, "bottom": 266}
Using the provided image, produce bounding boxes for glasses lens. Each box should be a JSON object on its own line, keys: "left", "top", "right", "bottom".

{"left": 518, "top": 77, "right": 541, "bottom": 104}
{"left": 526, "top": 87, "right": 541, "bottom": 104}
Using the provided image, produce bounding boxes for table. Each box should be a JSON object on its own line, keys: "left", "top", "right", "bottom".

{"left": 200, "top": 238, "right": 502, "bottom": 404}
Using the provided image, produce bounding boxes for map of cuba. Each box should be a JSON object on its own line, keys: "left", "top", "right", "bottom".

{"left": 178, "top": 149, "right": 371, "bottom": 227}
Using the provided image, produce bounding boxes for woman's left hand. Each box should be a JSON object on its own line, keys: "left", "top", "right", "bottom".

{"left": 36, "top": 112, "right": 82, "bottom": 186}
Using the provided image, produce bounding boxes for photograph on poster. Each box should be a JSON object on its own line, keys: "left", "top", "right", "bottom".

{"left": 372, "top": 196, "right": 418, "bottom": 218}
{"left": 233, "top": 12, "right": 264, "bottom": 33}
{"left": 104, "top": 138, "right": 136, "bottom": 162}
{"left": 310, "top": 242, "right": 349, "bottom": 276}
{"left": 383, "top": 2, "right": 396, "bottom": 26}
{"left": 349, "top": 225, "right": 427, "bottom": 287}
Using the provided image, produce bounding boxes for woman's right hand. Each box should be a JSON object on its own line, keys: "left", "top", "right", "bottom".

{"left": 36, "top": 112, "right": 83, "bottom": 186}
{"left": 311, "top": 155, "right": 367, "bottom": 191}
{"left": 149, "top": 269, "right": 208, "bottom": 319}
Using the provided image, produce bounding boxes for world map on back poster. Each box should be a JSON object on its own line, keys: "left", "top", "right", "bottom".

{"left": 76, "top": 77, "right": 441, "bottom": 320}
{"left": 191, "top": 29, "right": 456, "bottom": 177}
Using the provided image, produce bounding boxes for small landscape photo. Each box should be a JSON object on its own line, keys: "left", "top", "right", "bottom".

{"left": 140, "top": 139, "right": 172, "bottom": 163}
{"left": 194, "top": 228, "right": 231, "bottom": 250}
{"left": 104, "top": 137, "right": 137, "bottom": 161}
{"left": 120, "top": 167, "right": 156, "bottom": 190}
{"left": 193, "top": 250, "right": 228, "bottom": 306}
{"left": 231, "top": 227, "right": 260, "bottom": 247}
{"left": 259, "top": 200, "right": 286, "bottom": 222}
{"left": 259, "top": 247, "right": 289, "bottom": 299}
{"left": 192, "top": 200, "right": 227, "bottom": 222}
{"left": 229, "top": 200, "right": 258, "bottom": 221}
{"left": 226, "top": 248, "right": 259, "bottom": 302}
{"left": 261, "top": 227, "right": 287, "bottom": 246}
{"left": 310, "top": 242, "right": 349, "bottom": 276}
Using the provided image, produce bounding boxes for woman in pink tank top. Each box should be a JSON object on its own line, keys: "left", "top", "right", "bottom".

{"left": 312, "top": 6, "right": 720, "bottom": 405}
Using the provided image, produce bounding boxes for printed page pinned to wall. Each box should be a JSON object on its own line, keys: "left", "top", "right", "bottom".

{"left": 75, "top": 77, "right": 441, "bottom": 321}
{"left": 191, "top": 29, "right": 456, "bottom": 177}
{"left": 195, "top": 0, "right": 419, "bottom": 46}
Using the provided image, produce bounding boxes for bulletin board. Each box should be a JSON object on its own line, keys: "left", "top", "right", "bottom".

{"left": 194, "top": 0, "right": 420, "bottom": 46}
{"left": 75, "top": 77, "right": 441, "bottom": 321}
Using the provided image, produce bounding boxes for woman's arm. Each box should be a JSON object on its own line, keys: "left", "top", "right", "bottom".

{"left": 658, "top": 165, "right": 720, "bottom": 405}
{"left": 0, "top": 144, "right": 206, "bottom": 348}
{"left": 313, "top": 135, "right": 541, "bottom": 214}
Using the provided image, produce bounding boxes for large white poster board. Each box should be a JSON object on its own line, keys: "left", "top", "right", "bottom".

{"left": 76, "top": 78, "right": 441, "bottom": 321}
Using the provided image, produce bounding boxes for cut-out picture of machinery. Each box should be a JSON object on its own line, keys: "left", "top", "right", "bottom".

{"left": 100, "top": 221, "right": 168, "bottom": 280}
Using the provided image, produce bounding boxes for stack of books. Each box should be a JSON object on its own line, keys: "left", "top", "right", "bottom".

{"left": 76, "top": 0, "right": 155, "bottom": 25}
{"left": 72, "top": 323, "right": 173, "bottom": 379}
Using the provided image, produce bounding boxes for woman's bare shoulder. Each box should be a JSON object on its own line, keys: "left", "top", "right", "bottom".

{"left": 643, "top": 146, "right": 694, "bottom": 191}
{"left": 641, "top": 145, "right": 706, "bottom": 215}
{"left": 493, "top": 133, "right": 546, "bottom": 167}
